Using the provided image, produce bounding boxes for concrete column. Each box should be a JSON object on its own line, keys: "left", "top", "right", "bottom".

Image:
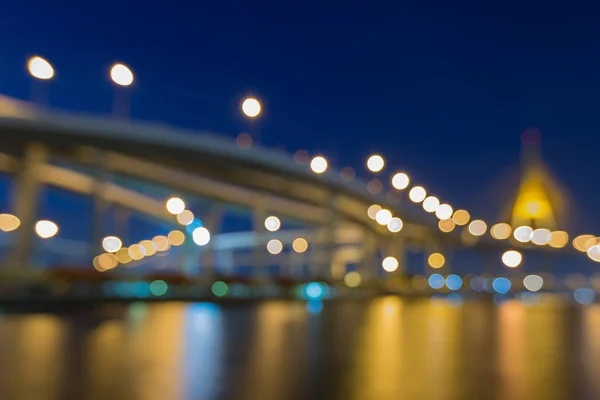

{"left": 199, "top": 204, "right": 223, "bottom": 277}
{"left": 360, "top": 228, "right": 378, "bottom": 281}
{"left": 251, "top": 197, "right": 268, "bottom": 280}
{"left": 6, "top": 143, "right": 48, "bottom": 269}
{"left": 91, "top": 150, "right": 110, "bottom": 259}
{"left": 387, "top": 236, "right": 407, "bottom": 276}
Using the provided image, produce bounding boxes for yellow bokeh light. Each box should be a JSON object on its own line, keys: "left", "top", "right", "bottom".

{"left": 367, "top": 204, "right": 382, "bottom": 220}
{"left": 168, "top": 230, "right": 185, "bottom": 246}
{"left": 176, "top": 210, "right": 194, "bottom": 225}
{"left": 344, "top": 271, "right": 362, "bottom": 287}
{"left": 0, "top": 213, "right": 20, "bottom": 232}
{"left": 428, "top": 253, "right": 445, "bottom": 269}
{"left": 310, "top": 156, "right": 328, "bottom": 174}
{"left": 573, "top": 234, "right": 594, "bottom": 252}
{"left": 98, "top": 253, "right": 119, "bottom": 270}
{"left": 438, "top": 218, "right": 455, "bottom": 233}
{"left": 366, "top": 154, "right": 385, "bottom": 172}
{"left": 452, "top": 209, "right": 470, "bottom": 226}
{"left": 115, "top": 247, "right": 132, "bottom": 264}
{"left": 548, "top": 231, "right": 569, "bottom": 249}
{"left": 491, "top": 223, "right": 512, "bottom": 240}
{"left": 140, "top": 240, "right": 157, "bottom": 256}
{"left": 468, "top": 220, "right": 487, "bottom": 237}
{"left": 391, "top": 172, "right": 410, "bottom": 190}
{"left": 408, "top": 186, "right": 426, "bottom": 203}
{"left": 502, "top": 250, "right": 522, "bottom": 268}
{"left": 153, "top": 235, "right": 171, "bottom": 252}
{"left": 382, "top": 256, "right": 399, "bottom": 272}
{"left": 242, "top": 97, "right": 261, "bottom": 117}
{"left": 292, "top": 237, "right": 308, "bottom": 253}
{"left": 128, "top": 244, "right": 146, "bottom": 261}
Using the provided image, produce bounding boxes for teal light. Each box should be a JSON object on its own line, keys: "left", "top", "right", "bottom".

{"left": 212, "top": 281, "right": 228, "bottom": 297}
{"left": 150, "top": 280, "right": 168, "bottom": 296}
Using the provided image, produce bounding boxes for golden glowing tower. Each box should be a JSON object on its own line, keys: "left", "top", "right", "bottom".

{"left": 510, "top": 128, "right": 566, "bottom": 230}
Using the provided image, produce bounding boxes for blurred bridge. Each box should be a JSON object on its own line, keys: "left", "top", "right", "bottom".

{"left": 0, "top": 96, "right": 598, "bottom": 301}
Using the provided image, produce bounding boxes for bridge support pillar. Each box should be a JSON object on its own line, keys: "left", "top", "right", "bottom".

{"left": 386, "top": 237, "right": 406, "bottom": 275}
{"left": 91, "top": 150, "right": 111, "bottom": 259}
{"left": 360, "top": 229, "right": 378, "bottom": 281}
{"left": 6, "top": 143, "right": 48, "bottom": 269}
{"left": 321, "top": 195, "right": 339, "bottom": 280}
{"left": 251, "top": 198, "right": 268, "bottom": 281}
{"left": 199, "top": 205, "right": 223, "bottom": 277}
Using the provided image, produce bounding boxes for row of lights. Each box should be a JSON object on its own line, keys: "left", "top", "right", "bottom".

{"left": 28, "top": 56, "right": 134, "bottom": 86}
{"left": 0, "top": 213, "right": 59, "bottom": 238}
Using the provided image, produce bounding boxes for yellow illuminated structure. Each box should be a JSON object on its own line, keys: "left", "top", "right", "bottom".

{"left": 509, "top": 128, "right": 566, "bottom": 230}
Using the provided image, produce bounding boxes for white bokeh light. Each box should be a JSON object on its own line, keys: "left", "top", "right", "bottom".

{"left": 375, "top": 209, "right": 393, "bottom": 225}
{"left": 267, "top": 239, "right": 283, "bottom": 255}
{"left": 435, "top": 204, "right": 453, "bottom": 220}
{"left": 382, "top": 256, "right": 399, "bottom": 272}
{"left": 514, "top": 226, "right": 533, "bottom": 243}
{"left": 242, "top": 97, "right": 261, "bottom": 117}
{"left": 387, "top": 217, "right": 403, "bottom": 233}
{"left": 264, "top": 216, "right": 281, "bottom": 232}
{"left": 27, "top": 56, "right": 54, "bottom": 80}
{"left": 35, "top": 220, "right": 58, "bottom": 239}
{"left": 366, "top": 154, "right": 385, "bottom": 172}
{"left": 110, "top": 63, "right": 134, "bottom": 86}
{"left": 408, "top": 186, "right": 426, "bottom": 203}
{"left": 523, "top": 274, "right": 544, "bottom": 292}
{"left": 422, "top": 196, "right": 439, "bottom": 213}
{"left": 102, "top": 236, "right": 122, "bottom": 253}
{"left": 192, "top": 227, "right": 211, "bottom": 246}
{"left": 502, "top": 250, "right": 522, "bottom": 268}
{"left": 166, "top": 197, "right": 186, "bottom": 215}
{"left": 310, "top": 156, "right": 328, "bottom": 174}
{"left": 391, "top": 172, "right": 410, "bottom": 190}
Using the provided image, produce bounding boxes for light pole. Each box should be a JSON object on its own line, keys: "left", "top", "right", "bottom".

{"left": 26, "top": 56, "right": 54, "bottom": 106}
{"left": 241, "top": 97, "right": 262, "bottom": 144}
{"left": 109, "top": 63, "right": 134, "bottom": 119}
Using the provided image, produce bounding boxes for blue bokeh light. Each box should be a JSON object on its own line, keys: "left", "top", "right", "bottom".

{"left": 445, "top": 274, "right": 463, "bottom": 291}
{"left": 574, "top": 288, "right": 595, "bottom": 305}
{"left": 492, "top": 277, "right": 511, "bottom": 294}
{"left": 305, "top": 282, "right": 324, "bottom": 299}
{"left": 428, "top": 274, "right": 444, "bottom": 289}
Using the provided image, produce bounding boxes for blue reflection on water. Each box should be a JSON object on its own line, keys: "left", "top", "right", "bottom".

{"left": 307, "top": 300, "right": 324, "bottom": 314}
{"left": 183, "top": 303, "right": 223, "bottom": 399}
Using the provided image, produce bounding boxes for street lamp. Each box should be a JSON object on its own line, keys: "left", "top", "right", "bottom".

{"left": 27, "top": 56, "right": 54, "bottom": 105}
{"left": 242, "top": 97, "right": 261, "bottom": 118}
{"left": 109, "top": 63, "right": 134, "bottom": 118}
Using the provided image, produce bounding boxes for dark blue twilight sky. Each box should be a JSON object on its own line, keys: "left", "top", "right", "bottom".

{"left": 1, "top": 2, "right": 600, "bottom": 237}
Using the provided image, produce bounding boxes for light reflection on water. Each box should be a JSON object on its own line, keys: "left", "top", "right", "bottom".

{"left": 0, "top": 298, "right": 599, "bottom": 400}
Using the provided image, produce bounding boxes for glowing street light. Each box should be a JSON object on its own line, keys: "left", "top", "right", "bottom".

{"left": 502, "top": 250, "right": 522, "bottom": 268}
{"left": 27, "top": 56, "right": 54, "bottom": 80}
{"left": 35, "top": 220, "right": 58, "bottom": 239}
{"left": 110, "top": 63, "right": 134, "bottom": 86}
{"left": 310, "top": 156, "right": 328, "bottom": 174}
{"left": 366, "top": 154, "right": 385, "bottom": 172}
{"left": 242, "top": 97, "right": 261, "bottom": 118}
{"left": 166, "top": 197, "right": 186, "bottom": 215}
